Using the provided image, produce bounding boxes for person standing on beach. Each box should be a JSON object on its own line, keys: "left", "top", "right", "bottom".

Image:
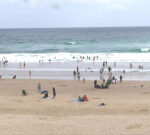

{"left": 19, "top": 62, "right": 22, "bottom": 69}
{"left": 108, "top": 66, "right": 111, "bottom": 73}
{"left": 23, "top": 62, "right": 26, "bottom": 68}
{"left": 120, "top": 75, "right": 123, "bottom": 83}
{"left": 77, "top": 72, "right": 80, "bottom": 81}
{"left": 53, "top": 87, "right": 56, "bottom": 98}
{"left": 37, "top": 83, "right": 41, "bottom": 93}
{"left": 103, "top": 62, "right": 105, "bottom": 67}
{"left": 73, "top": 70, "right": 76, "bottom": 80}
{"left": 39, "top": 60, "right": 41, "bottom": 65}
{"left": 77, "top": 66, "right": 79, "bottom": 72}
{"left": 129, "top": 63, "right": 132, "bottom": 69}
{"left": 48, "top": 59, "right": 51, "bottom": 63}
{"left": 29, "top": 70, "right": 31, "bottom": 79}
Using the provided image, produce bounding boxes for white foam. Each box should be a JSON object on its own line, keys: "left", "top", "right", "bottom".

{"left": 67, "top": 42, "right": 76, "bottom": 45}
{"left": 141, "top": 48, "right": 150, "bottom": 52}
{"left": 0, "top": 53, "right": 150, "bottom": 62}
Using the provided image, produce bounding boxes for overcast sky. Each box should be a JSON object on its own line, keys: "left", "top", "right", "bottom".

{"left": 0, "top": 0, "right": 150, "bottom": 28}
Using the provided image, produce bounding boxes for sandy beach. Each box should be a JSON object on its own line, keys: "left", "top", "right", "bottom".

{"left": 0, "top": 79, "right": 150, "bottom": 135}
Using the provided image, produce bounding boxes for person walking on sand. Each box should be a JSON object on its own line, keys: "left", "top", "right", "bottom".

{"left": 53, "top": 87, "right": 56, "bottom": 98}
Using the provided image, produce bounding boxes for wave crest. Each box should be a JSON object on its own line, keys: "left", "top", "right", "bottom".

{"left": 140, "top": 48, "right": 150, "bottom": 52}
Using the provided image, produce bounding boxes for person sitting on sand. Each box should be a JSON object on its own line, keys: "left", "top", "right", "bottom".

{"left": 43, "top": 91, "right": 48, "bottom": 99}
{"left": 101, "top": 83, "right": 105, "bottom": 88}
{"left": 106, "top": 78, "right": 111, "bottom": 85}
{"left": 78, "top": 96, "right": 84, "bottom": 102}
{"left": 83, "top": 95, "right": 88, "bottom": 101}
{"left": 94, "top": 80, "right": 101, "bottom": 88}
{"left": 112, "top": 76, "right": 117, "bottom": 84}
{"left": 22, "top": 90, "right": 27, "bottom": 96}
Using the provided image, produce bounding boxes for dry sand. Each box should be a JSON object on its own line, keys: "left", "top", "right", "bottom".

{"left": 0, "top": 79, "right": 150, "bottom": 135}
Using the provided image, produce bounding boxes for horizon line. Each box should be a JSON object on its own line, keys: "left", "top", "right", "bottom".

{"left": 0, "top": 26, "right": 150, "bottom": 29}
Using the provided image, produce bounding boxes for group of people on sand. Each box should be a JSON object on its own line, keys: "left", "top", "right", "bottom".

{"left": 94, "top": 73, "right": 123, "bottom": 89}
{"left": 78, "top": 95, "right": 88, "bottom": 102}
{"left": 37, "top": 83, "right": 56, "bottom": 99}
{"left": 94, "top": 79, "right": 110, "bottom": 89}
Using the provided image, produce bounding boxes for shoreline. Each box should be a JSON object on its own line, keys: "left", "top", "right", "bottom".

{"left": 0, "top": 61, "right": 150, "bottom": 80}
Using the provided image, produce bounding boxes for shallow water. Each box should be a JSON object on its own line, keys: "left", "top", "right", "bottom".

{"left": 0, "top": 61, "right": 150, "bottom": 80}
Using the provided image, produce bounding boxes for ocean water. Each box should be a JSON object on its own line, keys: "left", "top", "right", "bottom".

{"left": 0, "top": 27, "right": 150, "bottom": 62}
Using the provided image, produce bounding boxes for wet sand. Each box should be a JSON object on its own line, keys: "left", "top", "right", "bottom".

{"left": 0, "top": 79, "right": 150, "bottom": 135}
{"left": 1, "top": 61, "right": 150, "bottom": 80}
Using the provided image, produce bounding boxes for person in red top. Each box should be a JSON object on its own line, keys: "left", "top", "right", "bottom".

{"left": 83, "top": 95, "right": 88, "bottom": 101}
